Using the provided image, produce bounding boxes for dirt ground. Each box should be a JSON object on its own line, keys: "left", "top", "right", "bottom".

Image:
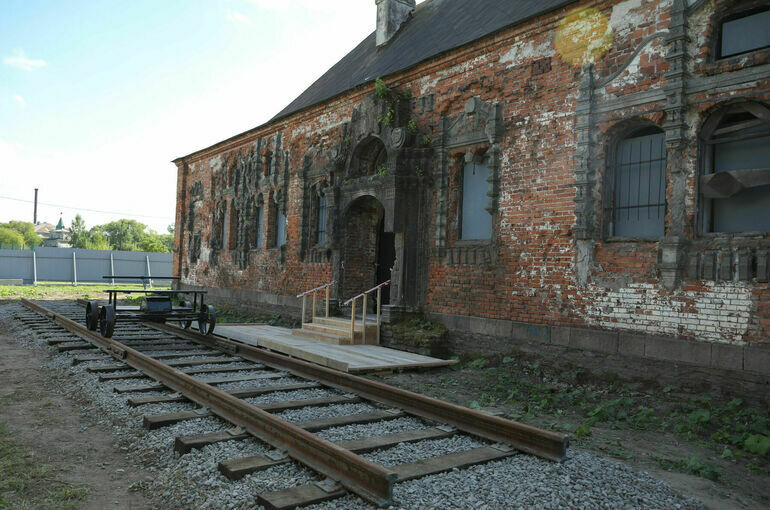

{"left": 0, "top": 330, "right": 153, "bottom": 510}
{"left": 375, "top": 354, "right": 769, "bottom": 510}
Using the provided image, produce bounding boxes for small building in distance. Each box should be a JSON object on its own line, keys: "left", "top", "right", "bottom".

{"left": 36, "top": 217, "right": 71, "bottom": 248}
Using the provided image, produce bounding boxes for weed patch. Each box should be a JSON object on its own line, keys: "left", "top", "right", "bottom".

{"left": 0, "top": 422, "right": 90, "bottom": 509}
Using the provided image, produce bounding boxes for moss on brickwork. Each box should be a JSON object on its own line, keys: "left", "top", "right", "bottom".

{"left": 391, "top": 317, "right": 449, "bottom": 356}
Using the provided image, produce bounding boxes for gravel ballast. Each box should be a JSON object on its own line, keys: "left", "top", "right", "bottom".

{"left": 2, "top": 302, "right": 706, "bottom": 510}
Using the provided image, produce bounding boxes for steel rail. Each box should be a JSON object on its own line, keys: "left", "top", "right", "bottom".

{"left": 20, "top": 299, "right": 397, "bottom": 507}
{"left": 149, "top": 322, "right": 569, "bottom": 462}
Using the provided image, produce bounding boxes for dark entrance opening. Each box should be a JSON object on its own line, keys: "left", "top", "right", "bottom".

{"left": 342, "top": 195, "right": 395, "bottom": 311}
{"left": 376, "top": 218, "right": 395, "bottom": 306}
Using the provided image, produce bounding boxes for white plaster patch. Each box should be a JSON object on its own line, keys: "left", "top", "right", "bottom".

{"left": 500, "top": 39, "right": 555, "bottom": 68}
{"left": 612, "top": 38, "right": 667, "bottom": 87}
{"left": 584, "top": 281, "right": 753, "bottom": 343}
{"left": 418, "top": 75, "right": 440, "bottom": 95}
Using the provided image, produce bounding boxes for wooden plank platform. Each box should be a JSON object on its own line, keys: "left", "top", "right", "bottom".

{"left": 214, "top": 324, "right": 456, "bottom": 373}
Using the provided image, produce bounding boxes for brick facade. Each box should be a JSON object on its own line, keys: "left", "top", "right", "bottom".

{"left": 173, "top": 0, "right": 770, "bottom": 358}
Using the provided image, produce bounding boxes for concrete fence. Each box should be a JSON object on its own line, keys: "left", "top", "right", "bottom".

{"left": 0, "top": 247, "right": 173, "bottom": 285}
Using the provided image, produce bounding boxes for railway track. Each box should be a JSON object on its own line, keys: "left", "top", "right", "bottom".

{"left": 17, "top": 298, "right": 568, "bottom": 509}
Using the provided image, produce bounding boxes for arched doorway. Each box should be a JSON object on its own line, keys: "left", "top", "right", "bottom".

{"left": 341, "top": 196, "right": 395, "bottom": 307}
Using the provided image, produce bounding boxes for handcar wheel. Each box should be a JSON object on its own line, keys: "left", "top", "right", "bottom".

{"left": 178, "top": 300, "right": 193, "bottom": 329}
{"left": 198, "top": 305, "right": 216, "bottom": 335}
{"left": 85, "top": 301, "right": 99, "bottom": 331}
{"left": 99, "top": 305, "right": 116, "bottom": 338}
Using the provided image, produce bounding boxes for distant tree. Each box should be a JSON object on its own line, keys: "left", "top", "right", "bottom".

{"left": 2, "top": 221, "right": 41, "bottom": 247}
{"left": 138, "top": 235, "right": 169, "bottom": 253}
{"left": 167, "top": 224, "right": 175, "bottom": 235}
{"left": 0, "top": 227, "right": 25, "bottom": 247}
{"left": 86, "top": 229, "right": 111, "bottom": 250}
{"left": 100, "top": 219, "right": 147, "bottom": 251}
{"left": 70, "top": 214, "right": 89, "bottom": 249}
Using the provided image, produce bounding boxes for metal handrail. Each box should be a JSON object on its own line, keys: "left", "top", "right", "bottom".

{"left": 297, "top": 280, "right": 336, "bottom": 324}
{"left": 296, "top": 280, "right": 336, "bottom": 298}
{"left": 344, "top": 280, "right": 391, "bottom": 344}
{"left": 343, "top": 280, "right": 391, "bottom": 306}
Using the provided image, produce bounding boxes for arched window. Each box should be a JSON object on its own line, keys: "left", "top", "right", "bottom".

{"left": 459, "top": 155, "right": 492, "bottom": 241}
{"left": 700, "top": 102, "right": 770, "bottom": 233}
{"left": 604, "top": 126, "right": 667, "bottom": 238}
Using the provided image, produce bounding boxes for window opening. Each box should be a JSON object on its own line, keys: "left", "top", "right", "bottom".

{"left": 720, "top": 9, "right": 770, "bottom": 58}
{"left": 460, "top": 160, "right": 492, "bottom": 240}
{"left": 254, "top": 203, "right": 263, "bottom": 249}
{"left": 275, "top": 203, "right": 286, "bottom": 248}
{"left": 701, "top": 103, "right": 770, "bottom": 233}
{"left": 607, "top": 128, "right": 666, "bottom": 238}
{"left": 316, "top": 194, "right": 328, "bottom": 244}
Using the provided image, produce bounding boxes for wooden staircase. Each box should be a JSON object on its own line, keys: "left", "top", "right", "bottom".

{"left": 292, "top": 316, "right": 379, "bottom": 345}
{"left": 294, "top": 280, "right": 391, "bottom": 346}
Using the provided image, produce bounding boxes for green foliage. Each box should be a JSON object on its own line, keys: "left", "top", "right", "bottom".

{"left": 374, "top": 77, "right": 389, "bottom": 99}
{"left": 100, "top": 219, "right": 147, "bottom": 251}
{"left": 656, "top": 455, "right": 722, "bottom": 481}
{"left": 69, "top": 214, "right": 88, "bottom": 248}
{"left": 422, "top": 134, "right": 431, "bottom": 146}
{"left": 377, "top": 108, "right": 395, "bottom": 127}
{"left": 0, "top": 221, "right": 41, "bottom": 248}
{"left": 407, "top": 119, "right": 418, "bottom": 133}
{"left": 468, "top": 358, "right": 488, "bottom": 370}
{"left": 376, "top": 165, "right": 388, "bottom": 178}
{"left": 0, "top": 226, "right": 25, "bottom": 247}
{"left": 744, "top": 434, "right": 770, "bottom": 456}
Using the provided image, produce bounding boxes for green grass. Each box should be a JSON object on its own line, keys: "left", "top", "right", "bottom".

{"left": 0, "top": 422, "right": 89, "bottom": 509}
{"left": 0, "top": 282, "right": 170, "bottom": 300}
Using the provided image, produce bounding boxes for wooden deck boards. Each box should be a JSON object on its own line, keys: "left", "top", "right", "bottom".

{"left": 214, "top": 324, "right": 456, "bottom": 373}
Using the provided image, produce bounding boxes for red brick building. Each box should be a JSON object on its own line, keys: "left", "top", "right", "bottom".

{"left": 173, "top": 0, "right": 770, "bottom": 376}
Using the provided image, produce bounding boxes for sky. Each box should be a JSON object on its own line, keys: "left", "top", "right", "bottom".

{"left": 0, "top": 0, "right": 420, "bottom": 233}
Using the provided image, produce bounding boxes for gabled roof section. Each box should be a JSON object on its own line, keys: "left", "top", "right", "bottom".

{"left": 272, "top": 0, "right": 576, "bottom": 121}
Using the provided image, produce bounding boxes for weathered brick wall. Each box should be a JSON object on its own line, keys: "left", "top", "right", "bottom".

{"left": 173, "top": 0, "right": 769, "bottom": 347}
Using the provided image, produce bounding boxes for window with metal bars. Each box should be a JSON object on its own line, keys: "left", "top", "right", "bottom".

{"left": 605, "top": 127, "right": 667, "bottom": 238}
{"left": 316, "top": 193, "right": 328, "bottom": 245}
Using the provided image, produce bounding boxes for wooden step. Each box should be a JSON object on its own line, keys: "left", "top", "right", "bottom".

{"left": 291, "top": 328, "right": 353, "bottom": 345}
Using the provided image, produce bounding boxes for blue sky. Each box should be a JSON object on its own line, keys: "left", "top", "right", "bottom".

{"left": 0, "top": 0, "right": 398, "bottom": 232}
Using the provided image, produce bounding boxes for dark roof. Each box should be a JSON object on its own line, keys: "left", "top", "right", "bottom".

{"left": 272, "top": 0, "right": 576, "bottom": 121}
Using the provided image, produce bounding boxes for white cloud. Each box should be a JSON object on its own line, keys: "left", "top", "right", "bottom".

{"left": 3, "top": 49, "right": 46, "bottom": 71}
{"left": 226, "top": 8, "right": 253, "bottom": 25}
{"left": 12, "top": 95, "right": 25, "bottom": 108}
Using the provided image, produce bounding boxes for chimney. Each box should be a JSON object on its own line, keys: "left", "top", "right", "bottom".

{"left": 376, "top": 0, "right": 415, "bottom": 47}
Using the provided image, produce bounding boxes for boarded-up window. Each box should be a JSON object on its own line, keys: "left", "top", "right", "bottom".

{"left": 460, "top": 161, "right": 492, "bottom": 240}
{"left": 316, "top": 194, "right": 328, "bottom": 244}
{"left": 701, "top": 103, "right": 770, "bottom": 233}
{"left": 606, "top": 128, "right": 667, "bottom": 238}
{"left": 720, "top": 10, "right": 770, "bottom": 58}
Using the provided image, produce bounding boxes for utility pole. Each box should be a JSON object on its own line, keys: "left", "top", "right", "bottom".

{"left": 33, "top": 188, "right": 39, "bottom": 224}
